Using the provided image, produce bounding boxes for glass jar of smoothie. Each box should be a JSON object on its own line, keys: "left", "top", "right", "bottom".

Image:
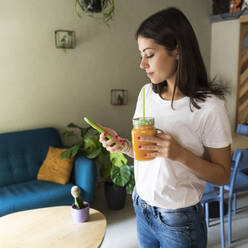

{"left": 132, "top": 117, "right": 156, "bottom": 161}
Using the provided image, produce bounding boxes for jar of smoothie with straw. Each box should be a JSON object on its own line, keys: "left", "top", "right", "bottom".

{"left": 132, "top": 87, "right": 157, "bottom": 161}
{"left": 132, "top": 117, "right": 156, "bottom": 161}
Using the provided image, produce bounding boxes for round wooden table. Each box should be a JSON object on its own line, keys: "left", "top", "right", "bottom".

{"left": 0, "top": 206, "right": 106, "bottom": 248}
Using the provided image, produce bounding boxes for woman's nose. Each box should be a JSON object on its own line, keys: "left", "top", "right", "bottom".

{"left": 140, "top": 58, "right": 149, "bottom": 70}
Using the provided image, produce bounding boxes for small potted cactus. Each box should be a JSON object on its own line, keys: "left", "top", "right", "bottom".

{"left": 71, "top": 186, "right": 90, "bottom": 222}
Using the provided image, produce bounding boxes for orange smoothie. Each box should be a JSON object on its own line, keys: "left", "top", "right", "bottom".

{"left": 132, "top": 117, "right": 156, "bottom": 161}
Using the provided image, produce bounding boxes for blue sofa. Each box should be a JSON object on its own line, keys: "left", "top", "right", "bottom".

{"left": 0, "top": 127, "right": 97, "bottom": 217}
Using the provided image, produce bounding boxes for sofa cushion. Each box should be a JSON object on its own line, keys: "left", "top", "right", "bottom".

{"left": 37, "top": 146, "right": 74, "bottom": 184}
{"left": 0, "top": 180, "right": 73, "bottom": 216}
{"left": 0, "top": 128, "right": 62, "bottom": 187}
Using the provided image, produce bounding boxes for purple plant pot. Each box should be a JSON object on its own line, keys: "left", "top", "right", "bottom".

{"left": 71, "top": 202, "right": 90, "bottom": 223}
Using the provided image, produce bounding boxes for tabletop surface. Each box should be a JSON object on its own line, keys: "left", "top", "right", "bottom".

{"left": 0, "top": 206, "right": 107, "bottom": 248}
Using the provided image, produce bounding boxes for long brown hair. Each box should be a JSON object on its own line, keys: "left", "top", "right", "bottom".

{"left": 136, "top": 7, "right": 227, "bottom": 110}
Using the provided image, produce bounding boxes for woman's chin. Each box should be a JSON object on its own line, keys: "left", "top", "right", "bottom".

{"left": 149, "top": 78, "right": 158, "bottom": 84}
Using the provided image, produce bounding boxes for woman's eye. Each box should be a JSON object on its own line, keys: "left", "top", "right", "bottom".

{"left": 145, "top": 54, "right": 154, "bottom": 59}
{"left": 140, "top": 54, "right": 154, "bottom": 59}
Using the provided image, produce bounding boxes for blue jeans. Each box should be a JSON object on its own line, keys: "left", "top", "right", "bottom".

{"left": 132, "top": 189, "right": 207, "bottom": 248}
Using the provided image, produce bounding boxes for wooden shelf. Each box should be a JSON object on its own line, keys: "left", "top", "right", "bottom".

{"left": 210, "top": 9, "right": 248, "bottom": 23}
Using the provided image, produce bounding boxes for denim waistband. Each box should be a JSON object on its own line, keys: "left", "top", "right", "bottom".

{"left": 133, "top": 189, "right": 202, "bottom": 217}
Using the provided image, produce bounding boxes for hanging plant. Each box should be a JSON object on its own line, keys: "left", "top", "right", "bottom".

{"left": 75, "top": 0, "right": 115, "bottom": 25}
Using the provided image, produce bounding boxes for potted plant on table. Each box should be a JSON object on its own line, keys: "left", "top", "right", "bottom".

{"left": 61, "top": 122, "right": 135, "bottom": 210}
{"left": 71, "top": 186, "right": 90, "bottom": 222}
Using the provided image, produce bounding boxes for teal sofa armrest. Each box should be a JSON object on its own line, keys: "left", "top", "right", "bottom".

{"left": 74, "top": 155, "right": 97, "bottom": 203}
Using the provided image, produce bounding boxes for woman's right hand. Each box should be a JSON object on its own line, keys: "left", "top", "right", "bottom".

{"left": 97, "top": 123, "right": 124, "bottom": 153}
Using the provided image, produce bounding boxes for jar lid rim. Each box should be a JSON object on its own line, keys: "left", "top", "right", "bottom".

{"left": 133, "top": 117, "right": 154, "bottom": 126}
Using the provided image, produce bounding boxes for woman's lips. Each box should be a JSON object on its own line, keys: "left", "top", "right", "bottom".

{"left": 146, "top": 72, "right": 154, "bottom": 77}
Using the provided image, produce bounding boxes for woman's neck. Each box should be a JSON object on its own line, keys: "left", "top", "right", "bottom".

{"left": 160, "top": 83, "right": 184, "bottom": 101}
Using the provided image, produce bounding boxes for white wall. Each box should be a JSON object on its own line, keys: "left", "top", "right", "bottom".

{"left": 210, "top": 20, "right": 240, "bottom": 130}
{"left": 0, "top": 0, "right": 211, "bottom": 142}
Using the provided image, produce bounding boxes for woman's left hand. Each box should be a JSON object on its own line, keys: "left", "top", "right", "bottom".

{"left": 139, "top": 132, "right": 185, "bottom": 161}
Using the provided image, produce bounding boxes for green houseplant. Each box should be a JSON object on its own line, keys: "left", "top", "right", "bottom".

{"left": 61, "top": 122, "right": 134, "bottom": 209}
{"left": 75, "top": 0, "right": 115, "bottom": 25}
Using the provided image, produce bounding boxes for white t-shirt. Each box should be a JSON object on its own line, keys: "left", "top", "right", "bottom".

{"left": 133, "top": 83, "right": 232, "bottom": 209}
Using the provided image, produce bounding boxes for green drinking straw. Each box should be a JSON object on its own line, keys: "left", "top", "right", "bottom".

{"left": 142, "top": 87, "right": 145, "bottom": 120}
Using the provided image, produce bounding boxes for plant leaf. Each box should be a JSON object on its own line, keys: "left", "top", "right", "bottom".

{"left": 100, "top": 163, "right": 111, "bottom": 180}
{"left": 71, "top": 144, "right": 81, "bottom": 157}
{"left": 84, "top": 134, "right": 101, "bottom": 155}
{"left": 75, "top": 0, "right": 82, "bottom": 17}
{"left": 111, "top": 165, "right": 131, "bottom": 187}
{"left": 60, "top": 149, "right": 73, "bottom": 159}
{"left": 60, "top": 143, "right": 82, "bottom": 159}
{"left": 95, "top": 152, "right": 111, "bottom": 179}
{"left": 87, "top": 147, "right": 102, "bottom": 159}
{"left": 109, "top": 152, "right": 127, "bottom": 168}
{"left": 125, "top": 166, "right": 135, "bottom": 194}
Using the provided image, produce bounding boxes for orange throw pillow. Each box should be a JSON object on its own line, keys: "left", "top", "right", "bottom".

{"left": 37, "top": 146, "right": 74, "bottom": 184}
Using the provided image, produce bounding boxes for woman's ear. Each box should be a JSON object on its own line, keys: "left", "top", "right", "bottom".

{"left": 172, "top": 46, "right": 179, "bottom": 60}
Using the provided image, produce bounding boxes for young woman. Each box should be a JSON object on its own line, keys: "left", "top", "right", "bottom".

{"left": 99, "top": 7, "right": 232, "bottom": 248}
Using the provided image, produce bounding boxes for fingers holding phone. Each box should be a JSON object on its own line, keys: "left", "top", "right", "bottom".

{"left": 97, "top": 124, "right": 123, "bottom": 153}
{"left": 83, "top": 118, "right": 123, "bottom": 153}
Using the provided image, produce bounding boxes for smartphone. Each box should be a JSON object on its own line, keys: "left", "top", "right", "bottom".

{"left": 83, "top": 117, "right": 112, "bottom": 139}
